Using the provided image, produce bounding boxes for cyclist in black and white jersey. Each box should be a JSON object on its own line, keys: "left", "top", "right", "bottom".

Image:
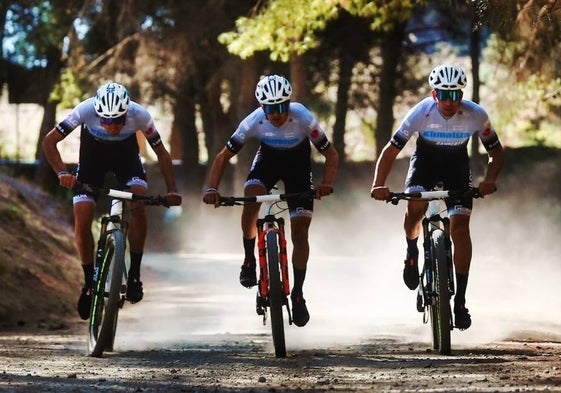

{"left": 370, "top": 65, "right": 504, "bottom": 330}
{"left": 42, "top": 82, "right": 182, "bottom": 320}
{"left": 203, "top": 75, "right": 339, "bottom": 327}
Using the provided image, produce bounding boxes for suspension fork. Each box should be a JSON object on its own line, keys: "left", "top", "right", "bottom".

{"left": 277, "top": 217, "right": 291, "bottom": 297}
{"left": 442, "top": 216, "right": 455, "bottom": 294}
{"left": 256, "top": 218, "right": 269, "bottom": 299}
{"left": 421, "top": 217, "right": 431, "bottom": 286}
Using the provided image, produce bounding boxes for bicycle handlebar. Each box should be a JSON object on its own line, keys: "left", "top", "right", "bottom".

{"left": 75, "top": 182, "right": 170, "bottom": 207}
{"left": 219, "top": 190, "right": 315, "bottom": 206}
{"left": 387, "top": 188, "right": 482, "bottom": 205}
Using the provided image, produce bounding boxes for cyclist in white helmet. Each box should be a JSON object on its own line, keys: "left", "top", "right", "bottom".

{"left": 42, "top": 82, "right": 182, "bottom": 320}
{"left": 370, "top": 64, "right": 504, "bottom": 330}
{"left": 203, "top": 74, "right": 339, "bottom": 327}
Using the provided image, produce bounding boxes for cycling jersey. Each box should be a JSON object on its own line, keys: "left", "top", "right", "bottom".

{"left": 390, "top": 97, "right": 502, "bottom": 215}
{"left": 225, "top": 102, "right": 332, "bottom": 218}
{"left": 226, "top": 102, "right": 331, "bottom": 154}
{"left": 53, "top": 98, "right": 161, "bottom": 201}
{"left": 55, "top": 98, "right": 163, "bottom": 147}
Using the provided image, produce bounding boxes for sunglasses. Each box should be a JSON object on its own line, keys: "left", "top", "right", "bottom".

{"left": 435, "top": 90, "right": 462, "bottom": 102}
{"left": 99, "top": 114, "right": 127, "bottom": 126}
{"left": 262, "top": 101, "right": 290, "bottom": 115}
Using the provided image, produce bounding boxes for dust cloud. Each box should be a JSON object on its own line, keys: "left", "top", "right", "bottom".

{"left": 112, "top": 181, "right": 561, "bottom": 354}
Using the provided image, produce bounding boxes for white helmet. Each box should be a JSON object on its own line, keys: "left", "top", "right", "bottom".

{"left": 94, "top": 82, "right": 130, "bottom": 118}
{"left": 428, "top": 65, "right": 467, "bottom": 90}
{"left": 255, "top": 75, "right": 292, "bottom": 104}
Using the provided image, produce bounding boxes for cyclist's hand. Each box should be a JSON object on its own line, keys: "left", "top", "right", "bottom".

{"left": 203, "top": 188, "right": 221, "bottom": 207}
{"left": 371, "top": 185, "right": 390, "bottom": 201}
{"left": 58, "top": 172, "right": 77, "bottom": 189}
{"left": 477, "top": 181, "right": 497, "bottom": 196}
{"left": 315, "top": 184, "right": 333, "bottom": 199}
{"left": 166, "top": 192, "right": 183, "bottom": 206}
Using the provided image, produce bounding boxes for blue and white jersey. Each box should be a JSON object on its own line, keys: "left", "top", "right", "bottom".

{"left": 226, "top": 102, "right": 331, "bottom": 154}
{"left": 390, "top": 97, "right": 501, "bottom": 156}
{"left": 54, "top": 98, "right": 162, "bottom": 147}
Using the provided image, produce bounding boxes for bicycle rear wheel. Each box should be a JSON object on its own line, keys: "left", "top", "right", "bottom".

{"left": 429, "top": 229, "right": 452, "bottom": 355}
{"left": 266, "top": 230, "right": 287, "bottom": 358}
{"left": 88, "top": 230, "right": 126, "bottom": 357}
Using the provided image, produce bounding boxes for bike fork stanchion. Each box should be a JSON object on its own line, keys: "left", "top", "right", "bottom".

{"left": 256, "top": 224, "right": 268, "bottom": 325}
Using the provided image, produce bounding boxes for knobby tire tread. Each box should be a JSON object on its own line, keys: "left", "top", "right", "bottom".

{"left": 431, "top": 229, "right": 452, "bottom": 355}
{"left": 88, "top": 230, "right": 126, "bottom": 357}
{"left": 266, "top": 230, "right": 286, "bottom": 358}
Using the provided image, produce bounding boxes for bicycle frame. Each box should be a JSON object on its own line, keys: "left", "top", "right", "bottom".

{"left": 84, "top": 185, "right": 169, "bottom": 357}
{"left": 219, "top": 190, "right": 314, "bottom": 358}
{"left": 89, "top": 197, "right": 129, "bottom": 357}
{"left": 256, "top": 213, "right": 290, "bottom": 314}
{"left": 387, "top": 187, "right": 480, "bottom": 355}
{"left": 419, "top": 195, "right": 453, "bottom": 354}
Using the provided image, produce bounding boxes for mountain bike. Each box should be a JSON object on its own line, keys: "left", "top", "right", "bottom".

{"left": 78, "top": 184, "right": 169, "bottom": 357}
{"left": 387, "top": 186, "right": 481, "bottom": 355}
{"left": 219, "top": 190, "right": 314, "bottom": 358}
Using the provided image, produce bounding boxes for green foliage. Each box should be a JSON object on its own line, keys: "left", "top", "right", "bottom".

{"left": 218, "top": 0, "right": 339, "bottom": 61}
{"left": 50, "top": 69, "right": 90, "bottom": 109}
{"left": 482, "top": 36, "right": 561, "bottom": 147}
{"left": 342, "top": 0, "right": 421, "bottom": 31}
{"left": 218, "top": 0, "right": 423, "bottom": 61}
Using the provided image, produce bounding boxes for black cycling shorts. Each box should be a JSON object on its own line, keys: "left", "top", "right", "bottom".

{"left": 245, "top": 141, "right": 314, "bottom": 217}
{"left": 75, "top": 127, "right": 147, "bottom": 199}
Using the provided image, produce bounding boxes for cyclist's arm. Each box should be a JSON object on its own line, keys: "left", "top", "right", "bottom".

{"left": 151, "top": 143, "right": 182, "bottom": 206}
{"left": 371, "top": 142, "right": 400, "bottom": 200}
{"left": 42, "top": 128, "right": 76, "bottom": 189}
{"left": 479, "top": 143, "right": 504, "bottom": 196}
{"left": 317, "top": 144, "right": 338, "bottom": 198}
{"left": 203, "top": 147, "right": 236, "bottom": 206}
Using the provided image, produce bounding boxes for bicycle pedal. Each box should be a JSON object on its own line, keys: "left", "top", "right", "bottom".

{"left": 255, "top": 294, "right": 267, "bottom": 315}
{"left": 286, "top": 303, "right": 293, "bottom": 325}
{"left": 416, "top": 294, "right": 424, "bottom": 313}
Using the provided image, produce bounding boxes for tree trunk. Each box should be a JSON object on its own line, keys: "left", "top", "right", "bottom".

{"left": 375, "top": 24, "right": 406, "bottom": 158}
{"left": 173, "top": 76, "right": 201, "bottom": 194}
{"left": 34, "top": 45, "right": 63, "bottom": 190}
{"left": 232, "top": 57, "right": 262, "bottom": 194}
{"left": 469, "top": 6, "right": 484, "bottom": 179}
{"left": 332, "top": 49, "right": 353, "bottom": 164}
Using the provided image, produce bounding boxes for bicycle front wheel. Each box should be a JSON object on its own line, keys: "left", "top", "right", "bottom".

{"left": 429, "top": 229, "right": 452, "bottom": 355}
{"left": 266, "top": 230, "right": 287, "bottom": 358}
{"left": 88, "top": 230, "right": 126, "bottom": 357}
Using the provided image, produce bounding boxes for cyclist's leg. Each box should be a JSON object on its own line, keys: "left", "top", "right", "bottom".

{"left": 113, "top": 140, "right": 149, "bottom": 302}
{"left": 74, "top": 130, "right": 107, "bottom": 281}
{"left": 449, "top": 214, "right": 472, "bottom": 275}
{"left": 404, "top": 199, "right": 426, "bottom": 240}
{"left": 238, "top": 181, "right": 267, "bottom": 288}
{"left": 126, "top": 183, "right": 148, "bottom": 257}
{"left": 403, "top": 163, "right": 431, "bottom": 290}
{"left": 241, "top": 182, "right": 266, "bottom": 240}
{"left": 74, "top": 199, "right": 96, "bottom": 269}
{"left": 289, "top": 215, "right": 312, "bottom": 284}
{"left": 73, "top": 198, "right": 96, "bottom": 319}
{"left": 284, "top": 161, "right": 313, "bottom": 327}
{"left": 402, "top": 199, "right": 426, "bottom": 290}
{"left": 449, "top": 207, "right": 473, "bottom": 329}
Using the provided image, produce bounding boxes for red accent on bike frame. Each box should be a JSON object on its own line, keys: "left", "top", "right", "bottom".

{"left": 257, "top": 225, "right": 269, "bottom": 298}
{"left": 277, "top": 221, "right": 291, "bottom": 297}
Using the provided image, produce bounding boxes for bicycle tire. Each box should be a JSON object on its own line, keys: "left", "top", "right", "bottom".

{"left": 266, "top": 230, "right": 287, "bottom": 358}
{"left": 88, "top": 230, "right": 126, "bottom": 357}
{"left": 430, "top": 229, "right": 452, "bottom": 355}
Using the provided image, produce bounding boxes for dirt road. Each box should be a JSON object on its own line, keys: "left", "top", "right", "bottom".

{"left": 1, "top": 331, "right": 561, "bottom": 392}
{"left": 2, "top": 251, "right": 561, "bottom": 392}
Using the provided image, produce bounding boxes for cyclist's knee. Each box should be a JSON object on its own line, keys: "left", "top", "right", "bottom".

{"left": 290, "top": 219, "right": 310, "bottom": 242}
